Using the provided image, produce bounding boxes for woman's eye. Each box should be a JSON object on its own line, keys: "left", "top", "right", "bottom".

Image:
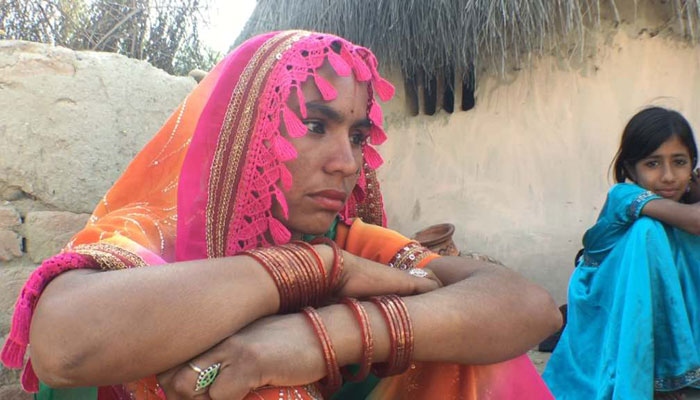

{"left": 304, "top": 120, "right": 325, "bottom": 134}
{"left": 674, "top": 159, "right": 688, "bottom": 166}
{"left": 645, "top": 161, "right": 659, "bottom": 168}
{"left": 350, "top": 132, "right": 369, "bottom": 146}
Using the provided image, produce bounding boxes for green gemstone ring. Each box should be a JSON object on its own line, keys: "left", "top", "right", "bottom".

{"left": 188, "top": 361, "right": 221, "bottom": 392}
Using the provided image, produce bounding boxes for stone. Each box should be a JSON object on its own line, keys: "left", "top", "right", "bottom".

{"left": 0, "top": 205, "right": 21, "bottom": 229}
{"left": 0, "top": 183, "right": 25, "bottom": 201}
{"left": 24, "top": 211, "right": 90, "bottom": 263}
{"left": 188, "top": 68, "right": 208, "bottom": 82}
{"left": 0, "top": 41, "right": 196, "bottom": 213}
{"left": 0, "top": 230, "right": 22, "bottom": 262}
{"left": 0, "top": 267, "right": 33, "bottom": 337}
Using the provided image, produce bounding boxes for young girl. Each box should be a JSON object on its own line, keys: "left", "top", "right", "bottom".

{"left": 543, "top": 106, "right": 700, "bottom": 399}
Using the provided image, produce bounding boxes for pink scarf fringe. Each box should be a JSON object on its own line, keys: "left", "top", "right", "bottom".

{"left": 1, "top": 252, "right": 97, "bottom": 392}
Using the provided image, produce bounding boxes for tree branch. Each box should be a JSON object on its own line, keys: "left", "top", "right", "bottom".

{"left": 91, "top": 7, "right": 143, "bottom": 51}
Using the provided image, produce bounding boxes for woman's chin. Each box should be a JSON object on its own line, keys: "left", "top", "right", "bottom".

{"left": 292, "top": 217, "right": 337, "bottom": 237}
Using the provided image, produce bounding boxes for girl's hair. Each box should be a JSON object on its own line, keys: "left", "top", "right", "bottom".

{"left": 612, "top": 106, "right": 698, "bottom": 183}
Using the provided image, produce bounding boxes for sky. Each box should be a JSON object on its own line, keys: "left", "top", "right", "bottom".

{"left": 199, "top": 0, "right": 257, "bottom": 54}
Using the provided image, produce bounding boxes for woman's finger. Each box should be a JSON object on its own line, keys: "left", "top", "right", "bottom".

{"left": 413, "top": 267, "right": 444, "bottom": 290}
{"left": 337, "top": 254, "right": 440, "bottom": 297}
{"left": 161, "top": 359, "right": 220, "bottom": 400}
{"left": 206, "top": 366, "right": 255, "bottom": 400}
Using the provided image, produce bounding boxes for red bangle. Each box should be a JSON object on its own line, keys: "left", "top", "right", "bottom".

{"left": 310, "top": 237, "right": 344, "bottom": 292}
{"left": 270, "top": 248, "right": 302, "bottom": 310}
{"left": 383, "top": 295, "right": 411, "bottom": 372}
{"left": 392, "top": 295, "right": 414, "bottom": 371}
{"left": 242, "top": 243, "right": 327, "bottom": 313}
{"left": 369, "top": 296, "right": 397, "bottom": 377}
{"left": 287, "top": 243, "right": 324, "bottom": 307}
{"left": 292, "top": 241, "right": 326, "bottom": 278}
{"left": 340, "top": 297, "right": 374, "bottom": 382}
{"left": 278, "top": 244, "right": 311, "bottom": 307}
{"left": 302, "top": 307, "right": 342, "bottom": 396}
{"left": 290, "top": 241, "right": 326, "bottom": 306}
{"left": 369, "top": 295, "right": 414, "bottom": 377}
{"left": 241, "top": 250, "right": 290, "bottom": 312}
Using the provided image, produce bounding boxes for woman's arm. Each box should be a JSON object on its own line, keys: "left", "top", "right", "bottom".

{"left": 159, "top": 257, "right": 561, "bottom": 399}
{"left": 30, "top": 255, "right": 279, "bottom": 387}
{"left": 641, "top": 200, "right": 700, "bottom": 235}
{"left": 29, "top": 247, "right": 437, "bottom": 387}
{"left": 411, "top": 255, "right": 562, "bottom": 362}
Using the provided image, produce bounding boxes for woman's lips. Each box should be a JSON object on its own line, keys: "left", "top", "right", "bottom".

{"left": 656, "top": 189, "right": 678, "bottom": 198}
{"left": 308, "top": 190, "right": 347, "bottom": 211}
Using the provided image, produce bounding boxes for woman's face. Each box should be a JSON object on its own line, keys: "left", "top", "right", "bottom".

{"left": 631, "top": 135, "right": 693, "bottom": 201}
{"left": 273, "top": 63, "right": 371, "bottom": 237}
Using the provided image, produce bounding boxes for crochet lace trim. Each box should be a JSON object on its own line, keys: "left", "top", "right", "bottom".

{"left": 224, "top": 32, "right": 394, "bottom": 255}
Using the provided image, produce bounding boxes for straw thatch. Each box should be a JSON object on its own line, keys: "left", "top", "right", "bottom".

{"left": 236, "top": 0, "right": 700, "bottom": 86}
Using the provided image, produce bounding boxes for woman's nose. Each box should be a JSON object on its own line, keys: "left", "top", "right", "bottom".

{"left": 324, "top": 135, "right": 358, "bottom": 176}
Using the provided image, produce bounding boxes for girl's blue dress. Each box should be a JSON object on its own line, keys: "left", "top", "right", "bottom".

{"left": 543, "top": 183, "right": 700, "bottom": 399}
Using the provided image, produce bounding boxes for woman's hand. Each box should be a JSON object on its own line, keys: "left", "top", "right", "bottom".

{"left": 314, "top": 245, "right": 441, "bottom": 298}
{"left": 686, "top": 168, "right": 700, "bottom": 204}
{"left": 157, "top": 313, "right": 328, "bottom": 400}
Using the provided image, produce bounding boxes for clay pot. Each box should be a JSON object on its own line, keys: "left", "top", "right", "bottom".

{"left": 412, "top": 223, "right": 460, "bottom": 256}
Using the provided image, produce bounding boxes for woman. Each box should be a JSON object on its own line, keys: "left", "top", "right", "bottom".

{"left": 2, "top": 31, "right": 561, "bottom": 399}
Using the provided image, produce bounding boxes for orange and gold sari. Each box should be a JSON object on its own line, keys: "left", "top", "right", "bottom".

{"left": 2, "top": 30, "right": 552, "bottom": 399}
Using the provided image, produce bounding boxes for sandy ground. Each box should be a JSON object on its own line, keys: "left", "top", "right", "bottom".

{"left": 528, "top": 350, "right": 700, "bottom": 399}
{"left": 527, "top": 350, "right": 552, "bottom": 375}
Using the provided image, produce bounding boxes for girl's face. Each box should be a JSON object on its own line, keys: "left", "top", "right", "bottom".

{"left": 631, "top": 135, "right": 693, "bottom": 201}
{"left": 273, "top": 63, "right": 370, "bottom": 237}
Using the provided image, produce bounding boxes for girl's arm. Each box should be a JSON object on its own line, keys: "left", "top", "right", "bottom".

{"left": 159, "top": 256, "right": 562, "bottom": 398}
{"left": 641, "top": 200, "right": 700, "bottom": 235}
{"left": 28, "top": 248, "right": 437, "bottom": 387}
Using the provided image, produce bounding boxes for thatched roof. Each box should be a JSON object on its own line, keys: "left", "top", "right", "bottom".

{"left": 235, "top": 1, "right": 700, "bottom": 113}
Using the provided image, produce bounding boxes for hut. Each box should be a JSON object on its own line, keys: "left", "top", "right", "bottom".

{"left": 235, "top": 1, "right": 700, "bottom": 302}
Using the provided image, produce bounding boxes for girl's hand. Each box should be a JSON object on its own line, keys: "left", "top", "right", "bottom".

{"left": 313, "top": 244, "right": 441, "bottom": 298}
{"left": 157, "top": 313, "right": 328, "bottom": 400}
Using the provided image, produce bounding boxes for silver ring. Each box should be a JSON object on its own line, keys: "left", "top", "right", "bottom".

{"left": 188, "top": 361, "right": 221, "bottom": 392}
{"left": 408, "top": 268, "right": 428, "bottom": 278}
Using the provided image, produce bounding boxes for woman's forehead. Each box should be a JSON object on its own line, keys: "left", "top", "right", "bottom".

{"left": 291, "top": 63, "right": 369, "bottom": 111}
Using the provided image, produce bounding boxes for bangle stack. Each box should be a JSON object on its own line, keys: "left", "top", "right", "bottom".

{"left": 241, "top": 239, "right": 344, "bottom": 313}
{"left": 303, "top": 295, "right": 414, "bottom": 397}
{"left": 369, "top": 295, "right": 414, "bottom": 377}
{"left": 242, "top": 242, "right": 322, "bottom": 313}
{"left": 246, "top": 239, "right": 414, "bottom": 393}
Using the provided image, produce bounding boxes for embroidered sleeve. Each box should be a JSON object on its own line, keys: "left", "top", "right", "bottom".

{"left": 388, "top": 241, "right": 433, "bottom": 270}
{"left": 607, "top": 183, "right": 661, "bottom": 224}
{"left": 626, "top": 190, "right": 660, "bottom": 220}
{"left": 72, "top": 242, "right": 147, "bottom": 270}
{"left": 583, "top": 184, "right": 663, "bottom": 262}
